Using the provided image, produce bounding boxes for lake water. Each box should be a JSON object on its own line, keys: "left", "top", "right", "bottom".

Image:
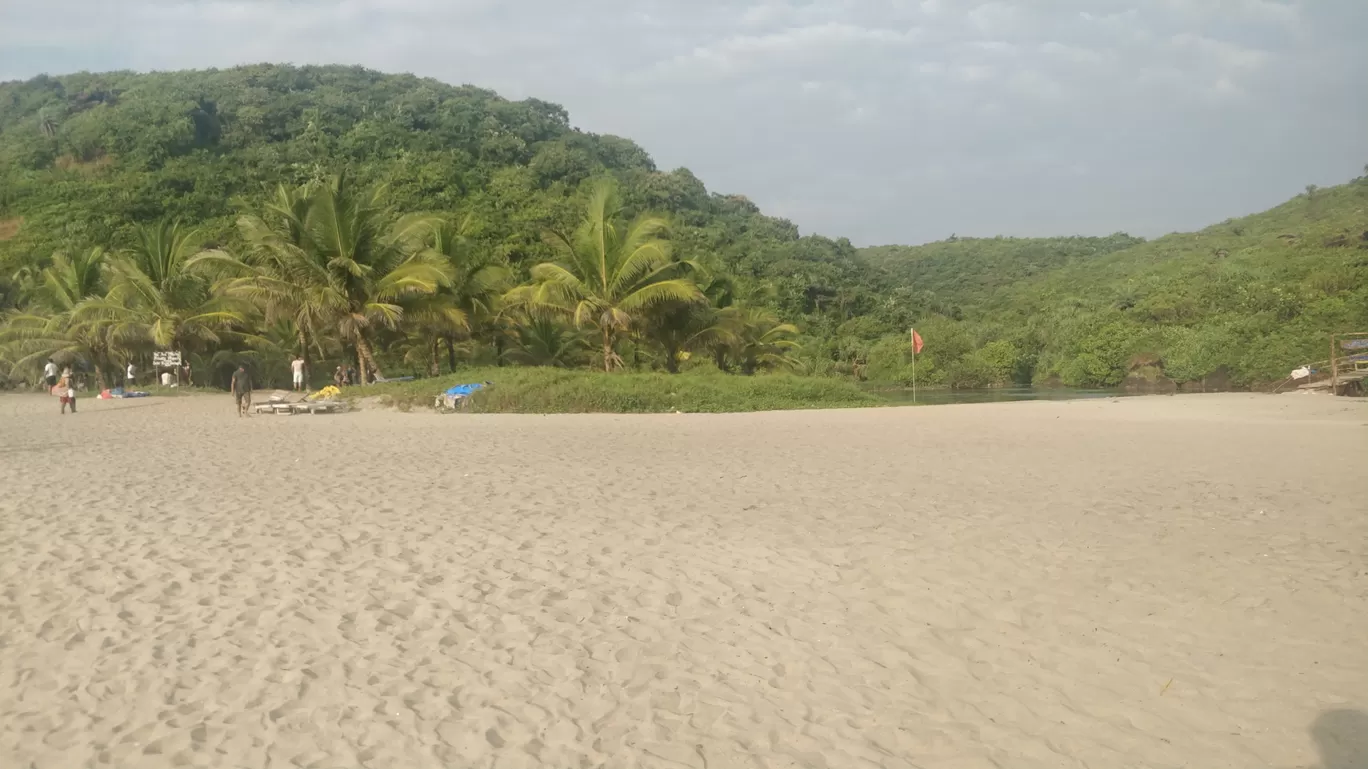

{"left": 871, "top": 386, "right": 1130, "bottom": 406}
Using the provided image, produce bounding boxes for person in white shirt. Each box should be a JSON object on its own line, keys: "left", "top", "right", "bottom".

{"left": 125, "top": 362, "right": 136, "bottom": 390}
{"left": 43, "top": 358, "right": 58, "bottom": 390}
{"left": 291, "top": 356, "right": 306, "bottom": 391}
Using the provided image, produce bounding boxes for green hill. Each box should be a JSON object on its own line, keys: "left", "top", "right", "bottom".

{"left": 856, "top": 183, "right": 1368, "bottom": 388}
{"left": 0, "top": 65, "right": 882, "bottom": 316}
{"left": 1, "top": 64, "right": 1363, "bottom": 393}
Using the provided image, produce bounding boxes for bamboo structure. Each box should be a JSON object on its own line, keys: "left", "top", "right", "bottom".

{"left": 1328, "top": 332, "right": 1368, "bottom": 395}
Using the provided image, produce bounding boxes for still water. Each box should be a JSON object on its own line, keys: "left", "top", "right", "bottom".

{"left": 871, "top": 386, "right": 1130, "bottom": 406}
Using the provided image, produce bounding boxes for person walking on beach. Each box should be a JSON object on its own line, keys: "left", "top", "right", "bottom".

{"left": 59, "top": 381, "right": 76, "bottom": 414}
{"left": 125, "top": 361, "right": 136, "bottom": 390}
{"left": 333, "top": 365, "right": 346, "bottom": 388}
{"left": 291, "top": 355, "right": 306, "bottom": 392}
{"left": 43, "top": 358, "right": 58, "bottom": 391}
{"left": 230, "top": 364, "right": 253, "bottom": 417}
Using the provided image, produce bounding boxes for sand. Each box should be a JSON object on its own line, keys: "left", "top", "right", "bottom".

{"left": 1, "top": 392, "right": 1365, "bottom": 769}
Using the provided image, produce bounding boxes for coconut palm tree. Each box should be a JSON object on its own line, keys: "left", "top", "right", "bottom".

{"left": 510, "top": 177, "right": 701, "bottom": 371}
{"left": 405, "top": 215, "right": 510, "bottom": 375}
{"left": 502, "top": 312, "right": 590, "bottom": 367}
{"left": 219, "top": 175, "right": 452, "bottom": 382}
{"left": 0, "top": 311, "right": 121, "bottom": 388}
{"left": 297, "top": 175, "right": 452, "bottom": 382}
{"left": 214, "top": 182, "right": 331, "bottom": 383}
{"left": 35, "top": 247, "right": 108, "bottom": 312}
{"left": 74, "top": 220, "right": 247, "bottom": 358}
{"left": 725, "top": 307, "right": 801, "bottom": 374}
{"left": 636, "top": 268, "right": 737, "bottom": 374}
{"left": 0, "top": 247, "right": 123, "bottom": 386}
{"left": 639, "top": 300, "right": 731, "bottom": 373}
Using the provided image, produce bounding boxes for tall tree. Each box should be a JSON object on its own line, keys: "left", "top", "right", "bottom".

{"left": 726, "top": 307, "right": 801, "bottom": 374}
{"left": 218, "top": 182, "right": 331, "bottom": 384}
{"left": 74, "top": 221, "right": 246, "bottom": 358}
{"left": 223, "top": 175, "right": 451, "bottom": 381}
{"left": 406, "top": 215, "right": 509, "bottom": 375}
{"left": 511, "top": 177, "right": 701, "bottom": 371}
{"left": 303, "top": 175, "right": 453, "bottom": 381}
{"left": 0, "top": 246, "right": 121, "bottom": 387}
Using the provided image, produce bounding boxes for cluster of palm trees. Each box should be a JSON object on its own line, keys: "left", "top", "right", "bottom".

{"left": 0, "top": 175, "right": 801, "bottom": 389}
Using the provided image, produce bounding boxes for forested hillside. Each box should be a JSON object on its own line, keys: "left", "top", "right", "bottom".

{"left": 1, "top": 64, "right": 1364, "bottom": 391}
{"left": 858, "top": 183, "right": 1368, "bottom": 388}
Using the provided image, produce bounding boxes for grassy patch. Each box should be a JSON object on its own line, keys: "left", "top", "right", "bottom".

{"left": 350, "top": 367, "right": 883, "bottom": 413}
{"left": 134, "top": 385, "right": 221, "bottom": 397}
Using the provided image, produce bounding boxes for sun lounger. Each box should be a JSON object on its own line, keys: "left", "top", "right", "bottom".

{"left": 254, "top": 391, "right": 305, "bottom": 414}
{"left": 293, "top": 400, "right": 348, "bottom": 414}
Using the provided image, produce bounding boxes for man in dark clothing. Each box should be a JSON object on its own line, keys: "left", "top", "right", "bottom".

{"left": 230, "top": 364, "right": 253, "bottom": 417}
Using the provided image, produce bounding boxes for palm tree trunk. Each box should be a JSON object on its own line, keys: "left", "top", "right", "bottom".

{"left": 602, "top": 327, "right": 613, "bottom": 372}
{"left": 713, "top": 347, "right": 729, "bottom": 372}
{"left": 664, "top": 344, "right": 679, "bottom": 374}
{"left": 445, "top": 336, "right": 457, "bottom": 373}
{"left": 356, "top": 334, "right": 382, "bottom": 382}
{"left": 429, "top": 337, "right": 441, "bottom": 377}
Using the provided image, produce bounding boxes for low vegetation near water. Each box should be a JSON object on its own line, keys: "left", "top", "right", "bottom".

{"left": 356, "top": 367, "right": 880, "bottom": 413}
{"left": 1, "top": 64, "right": 1365, "bottom": 402}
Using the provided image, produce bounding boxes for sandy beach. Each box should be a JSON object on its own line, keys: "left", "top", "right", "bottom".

{"left": 1, "top": 392, "right": 1364, "bottom": 769}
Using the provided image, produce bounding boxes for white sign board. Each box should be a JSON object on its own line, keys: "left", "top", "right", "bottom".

{"left": 153, "top": 351, "right": 181, "bottom": 367}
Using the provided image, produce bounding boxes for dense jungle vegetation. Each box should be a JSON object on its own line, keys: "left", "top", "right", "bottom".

{"left": 2, "top": 64, "right": 1365, "bottom": 393}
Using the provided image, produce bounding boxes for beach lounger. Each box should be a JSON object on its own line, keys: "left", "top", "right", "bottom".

{"left": 290, "top": 399, "right": 348, "bottom": 414}
{"left": 254, "top": 391, "right": 305, "bottom": 414}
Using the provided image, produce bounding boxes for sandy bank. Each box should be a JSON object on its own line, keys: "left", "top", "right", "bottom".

{"left": 1, "top": 393, "right": 1365, "bottom": 768}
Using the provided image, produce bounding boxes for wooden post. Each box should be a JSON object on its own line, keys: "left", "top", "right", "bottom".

{"left": 1330, "top": 334, "right": 1338, "bottom": 392}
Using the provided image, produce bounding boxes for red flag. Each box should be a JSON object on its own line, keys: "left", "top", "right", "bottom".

{"left": 911, "top": 328, "right": 924, "bottom": 355}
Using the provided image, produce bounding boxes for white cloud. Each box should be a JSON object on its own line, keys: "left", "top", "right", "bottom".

{"left": 952, "top": 64, "right": 996, "bottom": 83}
{"left": 639, "top": 22, "right": 922, "bottom": 82}
{"left": 1039, "top": 41, "right": 1105, "bottom": 65}
{"left": 1006, "top": 69, "right": 1065, "bottom": 100}
{"left": 1169, "top": 33, "right": 1268, "bottom": 70}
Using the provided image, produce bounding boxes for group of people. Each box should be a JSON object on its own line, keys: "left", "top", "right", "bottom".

{"left": 292, "top": 356, "right": 361, "bottom": 392}
{"left": 332, "top": 363, "right": 362, "bottom": 388}
{"left": 118, "top": 360, "right": 193, "bottom": 389}
{"left": 42, "top": 355, "right": 355, "bottom": 418}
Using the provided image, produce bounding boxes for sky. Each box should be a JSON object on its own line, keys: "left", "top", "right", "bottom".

{"left": 1, "top": 0, "right": 1365, "bottom": 246}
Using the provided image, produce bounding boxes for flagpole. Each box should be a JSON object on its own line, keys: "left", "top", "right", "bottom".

{"left": 910, "top": 327, "right": 917, "bottom": 404}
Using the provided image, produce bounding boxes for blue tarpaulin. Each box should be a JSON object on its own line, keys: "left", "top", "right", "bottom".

{"left": 444, "top": 383, "right": 488, "bottom": 397}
